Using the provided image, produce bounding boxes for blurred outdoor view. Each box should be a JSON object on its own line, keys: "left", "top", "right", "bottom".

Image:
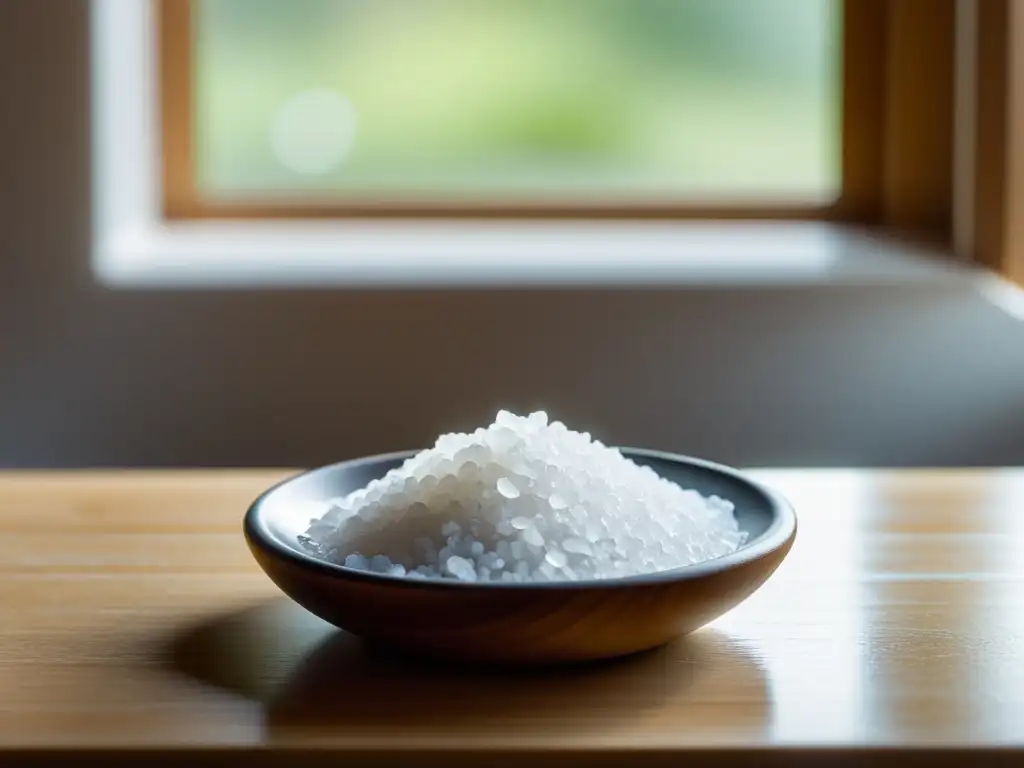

{"left": 194, "top": 0, "right": 840, "bottom": 204}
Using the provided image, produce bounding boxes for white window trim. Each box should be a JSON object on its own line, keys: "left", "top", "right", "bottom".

{"left": 91, "top": 0, "right": 959, "bottom": 289}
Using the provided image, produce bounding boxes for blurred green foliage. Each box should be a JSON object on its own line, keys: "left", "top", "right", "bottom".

{"left": 195, "top": 0, "right": 839, "bottom": 201}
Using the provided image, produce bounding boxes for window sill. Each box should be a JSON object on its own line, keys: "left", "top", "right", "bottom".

{"left": 93, "top": 219, "right": 971, "bottom": 289}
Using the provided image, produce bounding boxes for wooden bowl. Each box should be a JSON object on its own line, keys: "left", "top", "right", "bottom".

{"left": 244, "top": 449, "right": 796, "bottom": 664}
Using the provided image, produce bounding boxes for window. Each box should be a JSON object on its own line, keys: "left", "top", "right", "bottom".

{"left": 160, "top": 0, "right": 901, "bottom": 221}
{"left": 183, "top": 0, "right": 839, "bottom": 210}
{"left": 94, "top": 1, "right": 966, "bottom": 286}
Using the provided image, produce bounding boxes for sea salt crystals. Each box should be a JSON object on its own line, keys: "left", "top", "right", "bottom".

{"left": 302, "top": 410, "right": 746, "bottom": 583}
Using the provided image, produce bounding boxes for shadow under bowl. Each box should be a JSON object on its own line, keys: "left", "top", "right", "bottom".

{"left": 244, "top": 448, "right": 796, "bottom": 664}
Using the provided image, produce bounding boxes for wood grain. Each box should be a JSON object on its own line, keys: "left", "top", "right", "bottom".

{"left": 2, "top": 469, "right": 1024, "bottom": 764}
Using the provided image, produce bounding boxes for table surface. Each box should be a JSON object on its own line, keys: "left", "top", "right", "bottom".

{"left": 2, "top": 468, "right": 1023, "bottom": 765}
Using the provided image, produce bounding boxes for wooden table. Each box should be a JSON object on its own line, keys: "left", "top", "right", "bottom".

{"left": 2, "top": 469, "right": 1023, "bottom": 766}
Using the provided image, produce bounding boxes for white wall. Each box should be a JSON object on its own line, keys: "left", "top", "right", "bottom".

{"left": 2, "top": 1, "right": 1023, "bottom": 468}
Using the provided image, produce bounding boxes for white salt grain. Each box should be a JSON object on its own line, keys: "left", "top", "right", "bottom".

{"left": 563, "top": 537, "right": 593, "bottom": 556}
{"left": 545, "top": 549, "right": 568, "bottom": 569}
{"left": 445, "top": 555, "right": 477, "bottom": 582}
{"left": 496, "top": 477, "right": 520, "bottom": 499}
{"left": 523, "top": 526, "right": 545, "bottom": 547}
{"left": 303, "top": 410, "right": 746, "bottom": 583}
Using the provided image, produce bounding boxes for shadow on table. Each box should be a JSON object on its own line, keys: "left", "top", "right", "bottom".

{"left": 163, "top": 598, "right": 773, "bottom": 739}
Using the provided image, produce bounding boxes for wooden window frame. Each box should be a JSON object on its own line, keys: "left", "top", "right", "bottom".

{"left": 159, "top": 0, "right": 955, "bottom": 237}
{"left": 972, "top": 0, "right": 1024, "bottom": 285}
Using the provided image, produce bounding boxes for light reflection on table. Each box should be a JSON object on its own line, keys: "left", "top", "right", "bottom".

{"left": 0, "top": 468, "right": 1023, "bottom": 758}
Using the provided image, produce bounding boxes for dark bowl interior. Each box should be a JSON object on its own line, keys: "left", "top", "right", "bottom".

{"left": 244, "top": 448, "right": 796, "bottom": 662}
{"left": 247, "top": 448, "right": 790, "bottom": 587}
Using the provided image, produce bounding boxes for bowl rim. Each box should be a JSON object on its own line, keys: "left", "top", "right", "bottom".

{"left": 244, "top": 447, "right": 797, "bottom": 591}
